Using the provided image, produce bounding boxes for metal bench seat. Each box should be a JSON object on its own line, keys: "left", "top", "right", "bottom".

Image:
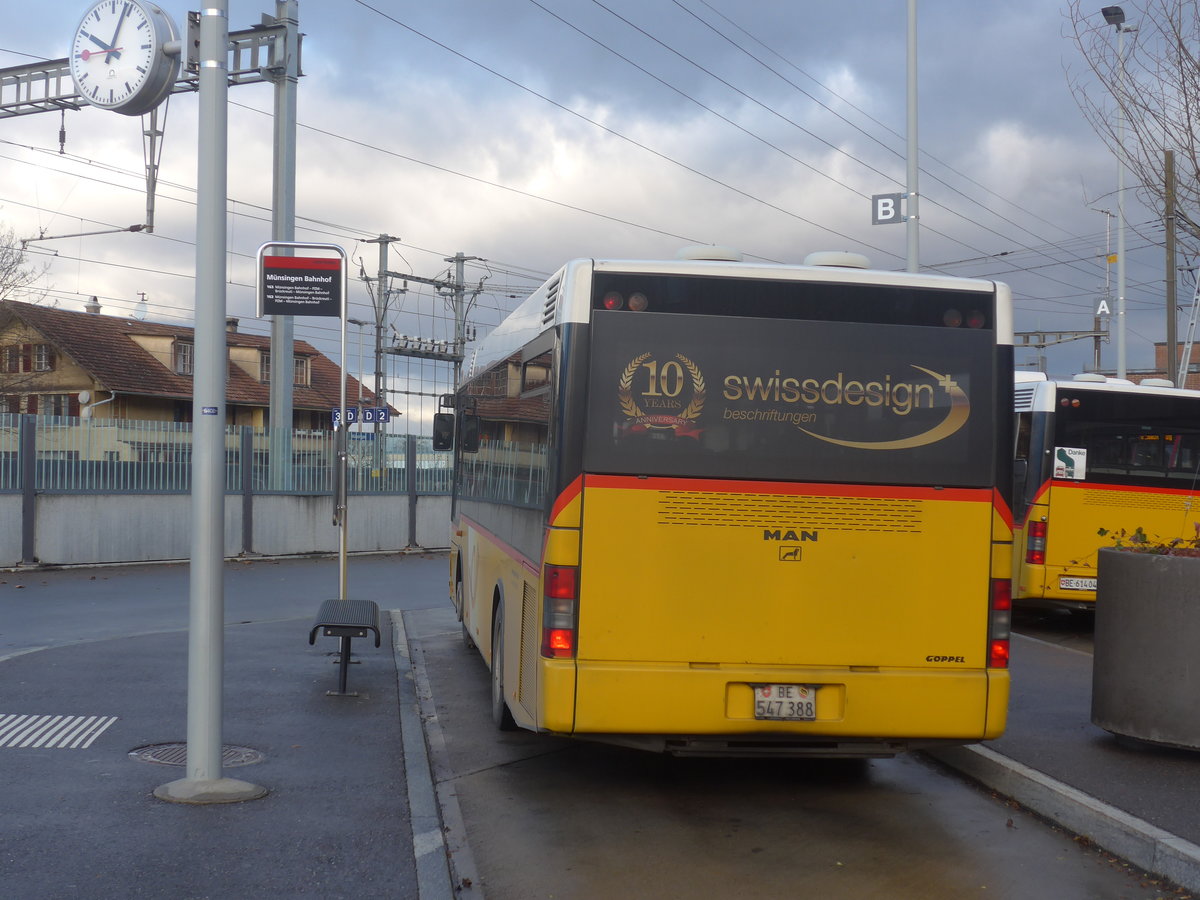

{"left": 309, "top": 598, "right": 381, "bottom": 695}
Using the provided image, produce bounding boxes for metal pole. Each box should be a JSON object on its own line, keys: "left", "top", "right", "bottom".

{"left": 142, "top": 106, "right": 162, "bottom": 232}
{"left": 905, "top": 0, "right": 919, "bottom": 273}
{"left": 1166, "top": 149, "right": 1178, "bottom": 384}
{"left": 453, "top": 252, "right": 465, "bottom": 388}
{"left": 338, "top": 260, "right": 349, "bottom": 602}
{"left": 269, "top": 0, "right": 299, "bottom": 489}
{"left": 156, "top": 0, "right": 265, "bottom": 805}
{"left": 374, "top": 238, "right": 388, "bottom": 465}
{"left": 1116, "top": 23, "right": 1127, "bottom": 378}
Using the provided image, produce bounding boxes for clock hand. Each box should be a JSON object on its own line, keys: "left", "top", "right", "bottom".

{"left": 86, "top": 32, "right": 112, "bottom": 52}
{"left": 105, "top": 3, "right": 130, "bottom": 64}
{"left": 80, "top": 46, "right": 123, "bottom": 62}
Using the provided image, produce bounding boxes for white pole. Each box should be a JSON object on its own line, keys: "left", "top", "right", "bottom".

{"left": 906, "top": 0, "right": 919, "bottom": 273}
{"left": 1116, "top": 23, "right": 1128, "bottom": 378}
{"left": 156, "top": 0, "right": 265, "bottom": 805}
{"left": 268, "top": 0, "right": 299, "bottom": 489}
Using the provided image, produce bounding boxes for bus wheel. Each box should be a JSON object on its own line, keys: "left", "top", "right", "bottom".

{"left": 491, "top": 606, "right": 517, "bottom": 731}
{"left": 457, "top": 579, "right": 475, "bottom": 650}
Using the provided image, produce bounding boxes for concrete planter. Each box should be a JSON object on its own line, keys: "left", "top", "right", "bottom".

{"left": 1092, "top": 548, "right": 1200, "bottom": 750}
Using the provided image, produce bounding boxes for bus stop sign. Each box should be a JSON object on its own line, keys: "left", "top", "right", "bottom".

{"left": 258, "top": 254, "right": 342, "bottom": 317}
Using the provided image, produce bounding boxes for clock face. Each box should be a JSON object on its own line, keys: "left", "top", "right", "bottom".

{"left": 69, "top": 1, "right": 179, "bottom": 116}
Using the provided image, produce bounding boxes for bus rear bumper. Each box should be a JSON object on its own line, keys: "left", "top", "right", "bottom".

{"left": 567, "top": 661, "right": 1008, "bottom": 751}
{"left": 574, "top": 733, "right": 981, "bottom": 758}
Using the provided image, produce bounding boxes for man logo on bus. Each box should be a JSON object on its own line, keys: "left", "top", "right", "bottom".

{"left": 618, "top": 351, "right": 705, "bottom": 438}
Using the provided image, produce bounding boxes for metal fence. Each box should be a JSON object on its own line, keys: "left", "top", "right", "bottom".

{"left": 0, "top": 414, "right": 452, "bottom": 495}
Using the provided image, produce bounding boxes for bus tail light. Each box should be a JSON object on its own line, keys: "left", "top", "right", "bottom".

{"left": 988, "top": 578, "right": 1011, "bottom": 669}
{"left": 1026, "top": 520, "right": 1047, "bottom": 565}
{"left": 542, "top": 564, "right": 579, "bottom": 659}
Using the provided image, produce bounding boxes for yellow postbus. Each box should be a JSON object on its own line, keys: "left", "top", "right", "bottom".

{"left": 436, "top": 252, "right": 1013, "bottom": 757}
{"left": 1013, "top": 371, "right": 1200, "bottom": 610}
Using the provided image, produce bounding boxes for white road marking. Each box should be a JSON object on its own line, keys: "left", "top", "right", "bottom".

{"left": 0, "top": 714, "right": 118, "bottom": 749}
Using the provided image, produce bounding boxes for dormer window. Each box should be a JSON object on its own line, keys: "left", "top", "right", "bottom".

{"left": 260, "top": 352, "right": 311, "bottom": 386}
{"left": 174, "top": 341, "right": 194, "bottom": 375}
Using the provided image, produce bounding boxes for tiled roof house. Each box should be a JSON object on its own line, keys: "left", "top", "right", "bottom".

{"left": 0, "top": 298, "right": 386, "bottom": 428}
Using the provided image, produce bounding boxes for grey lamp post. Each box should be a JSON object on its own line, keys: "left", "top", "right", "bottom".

{"left": 1101, "top": 6, "right": 1134, "bottom": 377}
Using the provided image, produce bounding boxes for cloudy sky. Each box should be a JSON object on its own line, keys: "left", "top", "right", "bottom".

{"left": 0, "top": 0, "right": 1176, "bottom": 424}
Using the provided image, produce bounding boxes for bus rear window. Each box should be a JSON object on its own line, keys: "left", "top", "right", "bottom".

{"left": 1055, "top": 392, "right": 1200, "bottom": 484}
{"left": 591, "top": 273, "right": 995, "bottom": 330}
{"left": 584, "top": 309, "right": 999, "bottom": 488}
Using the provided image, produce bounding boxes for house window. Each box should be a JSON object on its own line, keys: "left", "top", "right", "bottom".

{"left": 2, "top": 343, "right": 54, "bottom": 374}
{"left": 260, "top": 353, "right": 311, "bottom": 386}
{"left": 174, "top": 341, "right": 194, "bottom": 375}
{"left": 33, "top": 344, "right": 55, "bottom": 372}
{"left": 35, "top": 393, "right": 80, "bottom": 419}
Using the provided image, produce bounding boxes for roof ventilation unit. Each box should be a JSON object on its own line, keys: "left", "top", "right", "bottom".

{"left": 803, "top": 251, "right": 871, "bottom": 269}
{"left": 676, "top": 245, "right": 743, "bottom": 262}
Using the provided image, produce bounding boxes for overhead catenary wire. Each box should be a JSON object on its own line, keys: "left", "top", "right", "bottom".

{"left": 2, "top": 2, "right": 1172, "bottom": 380}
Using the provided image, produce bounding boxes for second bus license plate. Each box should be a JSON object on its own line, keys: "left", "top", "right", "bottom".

{"left": 1060, "top": 576, "right": 1097, "bottom": 591}
{"left": 753, "top": 684, "right": 816, "bottom": 721}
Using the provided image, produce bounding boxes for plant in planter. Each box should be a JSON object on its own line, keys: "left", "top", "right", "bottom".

{"left": 1092, "top": 523, "right": 1200, "bottom": 751}
{"left": 1098, "top": 524, "right": 1200, "bottom": 557}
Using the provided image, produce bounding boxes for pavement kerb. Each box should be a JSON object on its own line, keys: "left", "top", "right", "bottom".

{"left": 927, "top": 744, "right": 1200, "bottom": 894}
{"left": 393, "top": 609, "right": 484, "bottom": 900}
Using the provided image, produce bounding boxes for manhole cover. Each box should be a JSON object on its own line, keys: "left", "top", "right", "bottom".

{"left": 129, "top": 743, "right": 264, "bottom": 767}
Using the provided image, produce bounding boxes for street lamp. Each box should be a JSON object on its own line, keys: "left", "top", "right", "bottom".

{"left": 348, "top": 317, "right": 369, "bottom": 429}
{"left": 1101, "top": 6, "right": 1134, "bottom": 377}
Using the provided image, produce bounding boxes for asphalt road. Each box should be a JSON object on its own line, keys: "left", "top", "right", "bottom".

{"left": 0, "top": 552, "right": 448, "bottom": 659}
{"left": 405, "top": 603, "right": 1185, "bottom": 899}
{"left": 1, "top": 554, "right": 1189, "bottom": 900}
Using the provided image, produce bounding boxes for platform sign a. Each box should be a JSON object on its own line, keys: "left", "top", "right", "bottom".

{"left": 259, "top": 255, "right": 342, "bottom": 317}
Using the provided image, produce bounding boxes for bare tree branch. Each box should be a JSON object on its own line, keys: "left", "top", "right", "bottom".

{"left": 0, "top": 222, "right": 45, "bottom": 300}
{"left": 1065, "top": 0, "right": 1200, "bottom": 257}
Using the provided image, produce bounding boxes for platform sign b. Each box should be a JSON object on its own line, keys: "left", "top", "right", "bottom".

{"left": 872, "top": 193, "right": 904, "bottom": 225}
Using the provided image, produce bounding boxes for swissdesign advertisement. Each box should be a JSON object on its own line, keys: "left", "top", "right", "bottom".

{"left": 586, "top": 311, "right": 996, "bottom": 487}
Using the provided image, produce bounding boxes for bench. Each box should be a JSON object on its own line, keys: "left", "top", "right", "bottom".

{"left": 308, "top": 598, "right": 381, "bottom": 696}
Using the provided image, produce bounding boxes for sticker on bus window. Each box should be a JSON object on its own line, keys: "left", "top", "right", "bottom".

{"left": 1054, "top": 447, "right": 1087, "bottom": 480}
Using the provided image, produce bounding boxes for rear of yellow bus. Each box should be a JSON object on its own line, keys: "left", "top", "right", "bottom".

{"left": 533, "top": 269, "right": 1012, "bottom": 756}
{"left": 1014, "top": 380, "right": 1200, "bottom": 610}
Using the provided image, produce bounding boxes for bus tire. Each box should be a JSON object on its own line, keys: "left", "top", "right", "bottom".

{"left": 491, "top": 605, "right": 518, "bottom": 731}
{"left": 457, "top": 579, "right": 475, "bottom": 651}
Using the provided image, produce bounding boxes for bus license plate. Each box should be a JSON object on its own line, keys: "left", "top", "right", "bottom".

{"left": 1059, "top": 576, "right": 1097, "bottom": 591}
{"left": 753, "top": 684, "right": 816, "bottom": 721}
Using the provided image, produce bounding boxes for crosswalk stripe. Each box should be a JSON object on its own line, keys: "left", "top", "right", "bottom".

{"left": 0, "top": 714, "right": 118, "bottom": 749}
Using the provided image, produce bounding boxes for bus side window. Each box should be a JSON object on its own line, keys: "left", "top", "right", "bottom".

{"left": 1014, "top": 413, "right": 1031, "bottom": 461}
{"left": 1012, "top": 413, "right": 1032, "bottom": 519}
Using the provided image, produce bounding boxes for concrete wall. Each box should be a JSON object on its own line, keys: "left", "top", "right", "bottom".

{"left": 415, "top": 495, "right": 451, "bottom": 550}
{"left": 3, "top": 493, "right": 450, "bottom": 568}
{"left": 0, "top": 495, "right": 21, "bottom": 565}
